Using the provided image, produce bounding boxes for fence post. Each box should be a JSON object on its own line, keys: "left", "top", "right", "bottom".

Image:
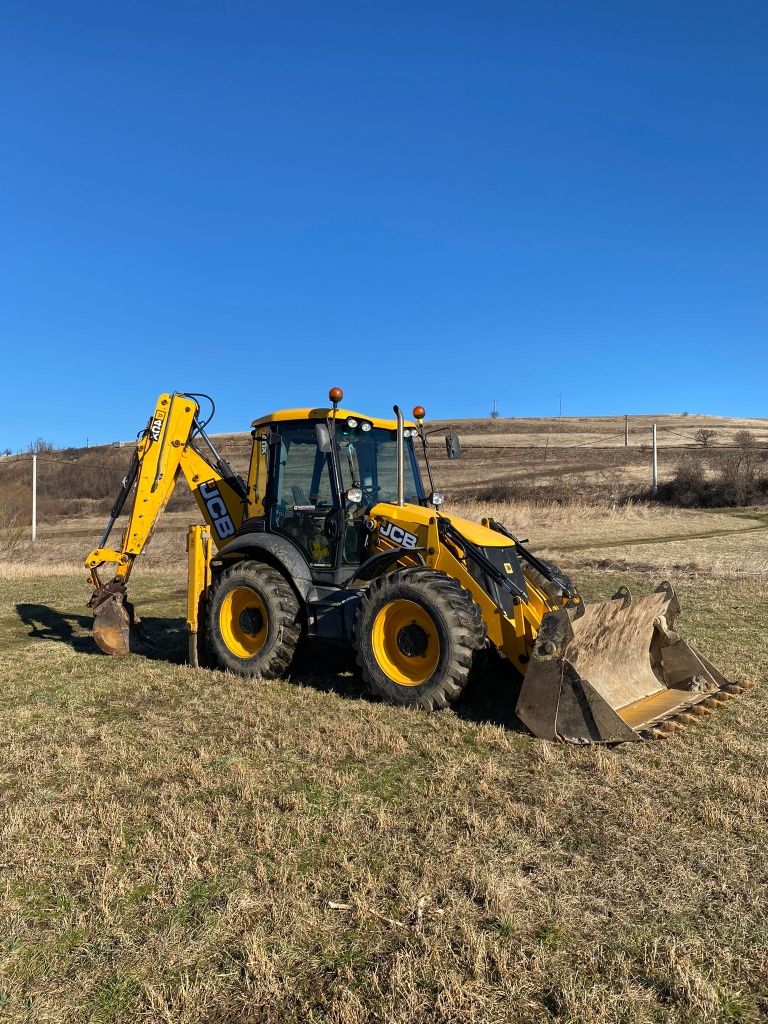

{"left": 32, "top": 454, "right": 37, "bottom": 542}
{"left": 651, "top": 424, "right": 658, "bottom": 495}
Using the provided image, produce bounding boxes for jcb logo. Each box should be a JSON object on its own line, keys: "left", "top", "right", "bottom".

{"left": 200, "top": 481, "right": 235, "bottom": 540}
{"left": 149, "top": 415, "right": 164, "bottom": 442}
{"left": 379, "top": 521, "right": 418, "bottom": 549}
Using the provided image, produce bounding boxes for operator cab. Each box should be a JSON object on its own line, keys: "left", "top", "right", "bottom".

{"left": 250, "top": 400, "right": 427, "bottom": 583}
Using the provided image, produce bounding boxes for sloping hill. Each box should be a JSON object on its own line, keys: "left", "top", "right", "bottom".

{"left": 1, "top": 412, "right": 765, "bottom": 534}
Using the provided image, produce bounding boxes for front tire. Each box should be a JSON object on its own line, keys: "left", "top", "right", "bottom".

{"left": 206, "top": 561, "right": 301, "bottom": 678}
{"left": 354, "top": 567, "right": 485, "bottom": 711}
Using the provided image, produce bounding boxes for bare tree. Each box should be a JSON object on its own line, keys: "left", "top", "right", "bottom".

{"left": 27, "top": 437, "right": 54, "bottom": 453}
{"left": 733, "top": 430, "right": 757, "bottom": 451}
{"left": 694, "top": 428, "right": 717, "bottom": 448}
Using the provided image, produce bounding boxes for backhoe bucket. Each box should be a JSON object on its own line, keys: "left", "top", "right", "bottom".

{"left": 516, "top": 582, "right": 744, "bottom": 743}
{"left": 88, "top": 582, "right": 143, "bottom": 656}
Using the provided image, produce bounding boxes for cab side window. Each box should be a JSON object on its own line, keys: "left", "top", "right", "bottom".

{"left": 271, "top": 427, "right": 335, "bottom": 566}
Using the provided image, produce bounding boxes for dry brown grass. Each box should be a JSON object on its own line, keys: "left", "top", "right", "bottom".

{"left": 2, "top": 424, "right": 768, "bottom": 1021}
{"left": 448, "top": 500, "right": 768, "bottom": 580}
{"left": 1, "top": 568, "right": 766, "bottom": 1023}
{"left": 428, "top": 412, "right": 768, "bottom": 445}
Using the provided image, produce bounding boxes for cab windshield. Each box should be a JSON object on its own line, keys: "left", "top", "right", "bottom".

{"left": 336, "top": 425, "right": 425, "bottom": 507}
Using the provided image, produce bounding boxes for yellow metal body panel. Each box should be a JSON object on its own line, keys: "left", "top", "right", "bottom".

{"left": 369, "top": 502, "right": 512, "bottom": 548}
{"left": 365, "top": 502, "right": 556, "bottom": 673}
{"left": 251, "top": 407, "right": 416, "bottom": 431}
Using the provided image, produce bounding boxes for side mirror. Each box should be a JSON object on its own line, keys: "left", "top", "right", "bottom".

{"left": 445, "top": 432, "right": 461, "bottom": 459}
{"left": 315, "top": 423, "right": 332, "bottom": 453}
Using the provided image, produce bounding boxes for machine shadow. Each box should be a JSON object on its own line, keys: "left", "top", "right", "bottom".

{"left": 452, "top": 656, "right": 529, "bottom": 733}
{"left": 133, "top": 617, "right": 188, "bottom": 664}
{"left": 289, "top": 644, "right": 530, "bottom": 734}
{"left": 15, "top": 604, "right": 188, "bottom": 664}
{"left": 16, "top": 605, "right": 529, "bottom": 734}
{"left": 289, "top": 643, "right": 373, "bottom": 704}
{"left": 16, "top": 603, "right": 101, "bottom": 654}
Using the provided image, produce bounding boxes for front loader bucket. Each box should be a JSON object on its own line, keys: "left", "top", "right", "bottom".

{"left": 88, "top": 582, "right": 144, "bottom": 656}
{"left": 516, "top": 582, "right": 747, "bottom": 743}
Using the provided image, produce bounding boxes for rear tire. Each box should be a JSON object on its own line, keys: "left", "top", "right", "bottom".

{"left": 354, "top": 566, "right": 485, "bottom": 711}
{"left": 207, "top": 561, "right": 301, "bottom": 678}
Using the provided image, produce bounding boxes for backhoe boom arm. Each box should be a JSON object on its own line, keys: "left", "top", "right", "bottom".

{"left": 84, "top": 392, "right": 247, "bottom": 655}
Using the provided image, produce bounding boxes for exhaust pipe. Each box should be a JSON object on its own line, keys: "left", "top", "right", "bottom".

{"left": 393, "top": 405, "right": 405, "bottom": 506}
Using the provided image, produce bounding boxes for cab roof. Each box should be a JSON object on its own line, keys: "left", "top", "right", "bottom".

{"left": 251, "top": 407, "right": 416, "bottom": 431}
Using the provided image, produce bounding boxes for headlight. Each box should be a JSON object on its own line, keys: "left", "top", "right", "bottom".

{"left": 346, "top": 417, "right": 358, "bottom": 428}
{"left": 346, "top": 487, "right": 363, "bottom": 504}
{"left": 360, "top": 421, "right": 371, "bottom": 432}
{"left": 430, "top": 491, "right": 444, "bottom": 507}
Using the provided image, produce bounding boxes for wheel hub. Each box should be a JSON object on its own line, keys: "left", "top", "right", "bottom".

{"left": 396, "top": 623, "right": 429, "bottom": 658}
{"left": 370, "top": 599, "right": 440, "bottom": 686}
{"left": 219, "top": 586, "right": 269, "bottom": 658}
{"left": 239, "top": 607, "right": 264, "bottom": 636}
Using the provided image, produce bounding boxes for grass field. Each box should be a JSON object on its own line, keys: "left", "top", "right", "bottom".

{"left": 2, "top": 498, "right": 767, "bottom": 1023}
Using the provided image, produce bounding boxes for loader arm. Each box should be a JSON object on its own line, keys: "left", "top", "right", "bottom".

{"left": 85, "top": 392, "right": 247, "bottom": 655}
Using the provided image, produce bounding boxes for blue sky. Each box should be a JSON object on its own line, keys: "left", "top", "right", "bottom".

{"left": 1, "top": 1, "right": 766, "bottom": 448}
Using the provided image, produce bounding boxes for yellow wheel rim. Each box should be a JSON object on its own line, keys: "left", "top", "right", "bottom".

{"left": 219, "top": 586, "right": 268, "bottom": 659}
{"left": 371, "top": 599, "right": 440, "bottom": 686}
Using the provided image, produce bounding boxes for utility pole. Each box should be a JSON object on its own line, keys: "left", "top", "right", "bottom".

{"left": 558, "top": 392, "right": 563, "bottom": 423}
{"left": 651, "top": 424, "right": 658, "bottom": 495}
{"left": 624, "top": 415, "right": 629, "bottom": 447}
{"left": 32, "top": 454, "right": 37, "bottom": 542}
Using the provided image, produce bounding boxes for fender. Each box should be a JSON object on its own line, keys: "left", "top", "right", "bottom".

{"left": 211, "top": 530, "right": 314, "bottom": 601}
{"left": 344, "top": 546, "right": 425, "bottom": 586}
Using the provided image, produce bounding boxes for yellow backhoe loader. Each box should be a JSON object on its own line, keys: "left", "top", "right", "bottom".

{"left": 85, "top": 389, "right": 745, "bottom": 743}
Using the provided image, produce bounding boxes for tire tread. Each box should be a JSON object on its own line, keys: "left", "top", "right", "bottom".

{"left": 354, "top": 567, "right": 485, "bottom": 711}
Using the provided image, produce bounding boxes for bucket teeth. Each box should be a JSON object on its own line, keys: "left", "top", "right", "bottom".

{"left": 649, "top": 684, "right": 744, "bottom": 735}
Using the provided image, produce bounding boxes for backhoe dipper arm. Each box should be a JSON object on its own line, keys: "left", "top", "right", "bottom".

{"left": 84, "top": 392, "right": 247, "bottom": 655}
